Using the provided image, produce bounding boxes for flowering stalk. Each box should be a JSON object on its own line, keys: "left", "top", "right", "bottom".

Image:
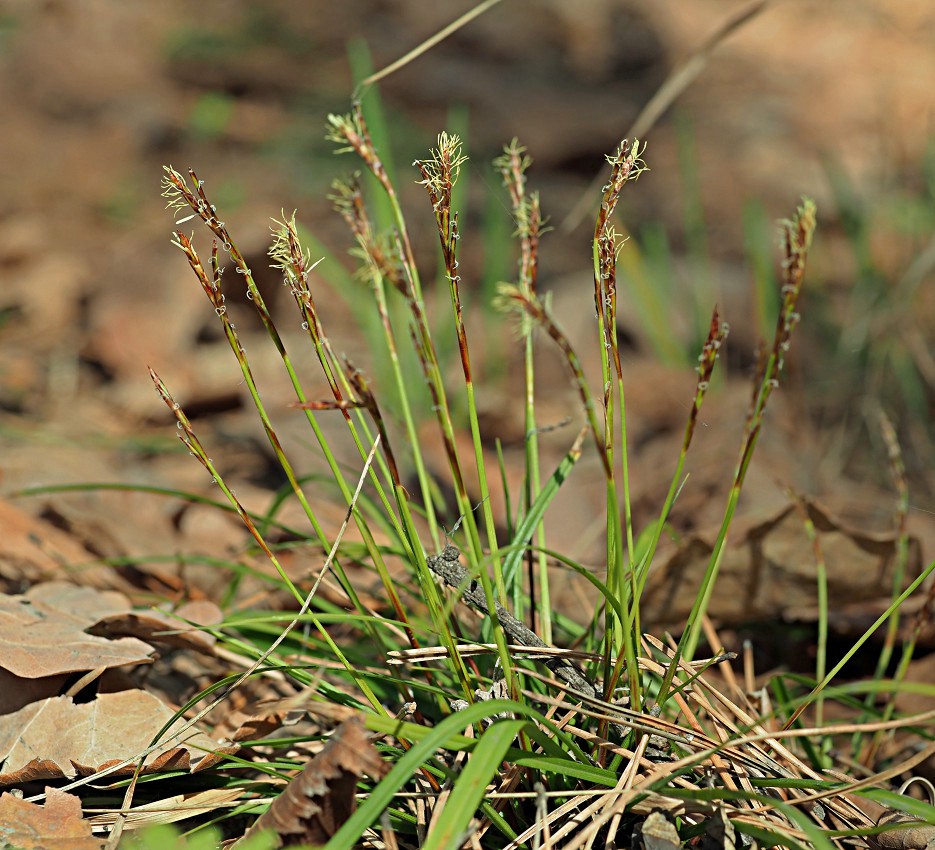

{"left": 494, "top": 140, "right": 550, "bottom": 637}
{"left": 677, "top": 198, "right": 817, "bottom": 666}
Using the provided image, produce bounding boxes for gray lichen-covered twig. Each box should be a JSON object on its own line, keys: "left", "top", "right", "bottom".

{"left": 425, "top": 544, "right": 598, "bottom": 700}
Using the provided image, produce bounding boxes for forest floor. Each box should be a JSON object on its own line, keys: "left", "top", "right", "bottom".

{"left": 1, "top": 1, "right": 934, "bottom": 845}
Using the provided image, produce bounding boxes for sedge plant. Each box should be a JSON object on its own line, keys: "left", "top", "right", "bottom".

{"left": 115, "top": 103, "right": 935, "bottom": 849}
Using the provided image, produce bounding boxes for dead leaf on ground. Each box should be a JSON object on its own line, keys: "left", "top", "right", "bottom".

{"left": 0, "top": 787, "right": 103, "bottom": 850}
{"left": 642, "top": 498, "right": 921, "bottom": 627}
{"left": 0, "top": 690, "right": 218, "bottom": 786}
{"left": 0, "top": 497, "right": 131, "bottom": 594}
{"left": 640, "top": 810, "right": 681, "bottom": 850}
{"left": 194, "top": 683, "right": 333, "bottom": 773}
{"left": 236, "top": 715, "right": 389, "bottom": 848}
{"left": 193, "top": 710, "right": 288, "bottom": 773}
{"left": 26, "top": 580, "right": 132, "bottom": 625}
{"left": 701, "top": 808, "right": 737, "bottom": 850}
{"left": 0, "top": 667, "right": 69, "bottom": 716}
{"left": 88, "top": 598, "right": 223, "bottom": 653}
{"left": 839, "top": 784, "right": 935, "bottom": 850}
{"left": 211, "top": 681, "right": 332, "bottom": 745}
{"left": 0, "top": 583, "right": 153, "bottom": 682}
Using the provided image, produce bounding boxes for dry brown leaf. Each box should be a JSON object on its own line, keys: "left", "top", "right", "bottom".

{"left": 0, "top": 497, "right": 129, "bottom": 593}
{"left": 701, "top": 808, "right": 737, "bottom": 850}
{"left": 78, "top": 745, "right": 195, "bottom": 777}
{"left": 0, "top": 666, "right": 69, "bottom": 715}
{"left": 193, "top": 709, "right": 288, "bottom": 772}
{"left": 215, "top": 689, "right": 318, "bottom": 745}
{"left": 868, "top": 817, "right": 935, "bottom": 850}
{"left": 88, "top": 598, "right": 223, "bottom": 653}
{"left": 640, "top": 811, "right": 680, "bottom": 850}
{"left": 236, "top": 716, "right": 389, "bottom": 848}
{"left": 0, "top": 690, "right": 217, "bottom": 786}
{"left": 642, "top": 498, "right": 921, "bottom": 627}
{"left": 189, "top": 744, "right": 240, "bottom": 774}
{"left": 0, "top": 787, "right": 103, "bottom": 849}
{"left": 25, "top": 581, "right": 131, "bottom": 624}
{"left": 228, "top": 712, "right": 289, "bottom": 745}
{"left": 194, "top": 683, "right": 327, "bottom": 773}
{"left": 842, "top": 788, "right": 935, "bottom": 850}
{"left": 0, "top": 584, "right": 153, "bottom": 680}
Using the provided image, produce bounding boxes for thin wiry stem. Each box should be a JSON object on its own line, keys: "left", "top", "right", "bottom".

{"left": 330, "top": 111, "right": 482, "bottom": 565}
{"left": 678, "top": 198, "right": 817, "bottom": 666}
{"left": 591, "top": 139, "right": 647, "bottom": 705}
{"left": 414, "top": 131, "right": 519, "bottom": 699}
{"left": 494, "top": 139, "right": 550, "bottom": 638}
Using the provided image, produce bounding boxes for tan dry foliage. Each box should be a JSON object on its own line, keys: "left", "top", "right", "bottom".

{"left": 0, "top": 788, "right": 103, "bottom": 850}
{"left": 642, "top": 498, "right": 920, "bottom": 626}
{"left": 0, "top": 583, "right": 154, "bottom": 691}
{"left": 640, "top": 810, "right": 681, "bottom": 850}
{"left": 236, "top": 716, "right": 389, "bottom": 849}
{"left": 0, "top": 498, "right": 130, "bottom": 593}
{"left": 0, "top": 690, "right": 217, "bottom": 786}
{"left": 89, "top": 598, "right": 223, "bottom": 654}
{"left": 0, "top": 581, "right": 223, "bottom": 716}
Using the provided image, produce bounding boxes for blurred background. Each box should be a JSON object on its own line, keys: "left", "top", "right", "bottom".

{"left": 0, "top": 0, "right": 933, "bottom": 621}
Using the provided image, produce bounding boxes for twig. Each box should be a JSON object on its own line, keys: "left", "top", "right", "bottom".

{"left": 425, "top": 544, "right": 597, "bottom": 700}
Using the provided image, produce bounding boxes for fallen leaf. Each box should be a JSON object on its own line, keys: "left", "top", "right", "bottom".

{"left": 235, "top": 715, "right": 389, "bottom": 848}
{"left": 0, "top": 497, "right": 127, "bottom": 593}
{"left": 0, "top": 787, "right": 103, "bottom": 849}
{"left": 227, "top": 712, "right": 289, "bottom": 746}
{"left": 641, "top": 810, "right": 680, "bottom": 850}
{"left": 88, "top": 598, "right": 223, "bottom": 653}
{"left": 26, "top": 580, "right": 132, "bottom": 625}
{"left": 841, "top": 786, "right": 935, "bottom": 850}
{"left": 0, "top": 584, "right": 153, "bottom": 680}
{"left": 701, "top": 808, "right": 737, "bottom": 850}
{"left": 0, "top": 666, "right": 69, "bottom": 715}
{"left": 642, "top": 498, "right": 921, "bottom": 626}
{"left": 0, "top": 690, "right": 218, "bottom": 786}
{"left": 193, "top": 708, "right": 288, "bottom": 772}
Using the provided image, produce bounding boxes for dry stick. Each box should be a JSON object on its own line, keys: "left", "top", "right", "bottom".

{"left": 425, "top": 543, "right": 597, "bottom": 700}
{"left": 61, "top": 437, "right": 381, "bottom": 844}
{"left": 354, "top": 0, "right": 504, "bottom": 94}
{"left": 560, "top": 0, "right": 770, "bottom": 234}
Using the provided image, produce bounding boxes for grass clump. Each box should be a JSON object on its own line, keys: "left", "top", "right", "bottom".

{"left": 115, "top": 98, "right": 935, "bottom": 849}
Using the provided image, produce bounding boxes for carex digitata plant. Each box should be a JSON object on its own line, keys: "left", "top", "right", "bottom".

{"left": 149, "top": 100, "right": 935, "bottom": 849}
